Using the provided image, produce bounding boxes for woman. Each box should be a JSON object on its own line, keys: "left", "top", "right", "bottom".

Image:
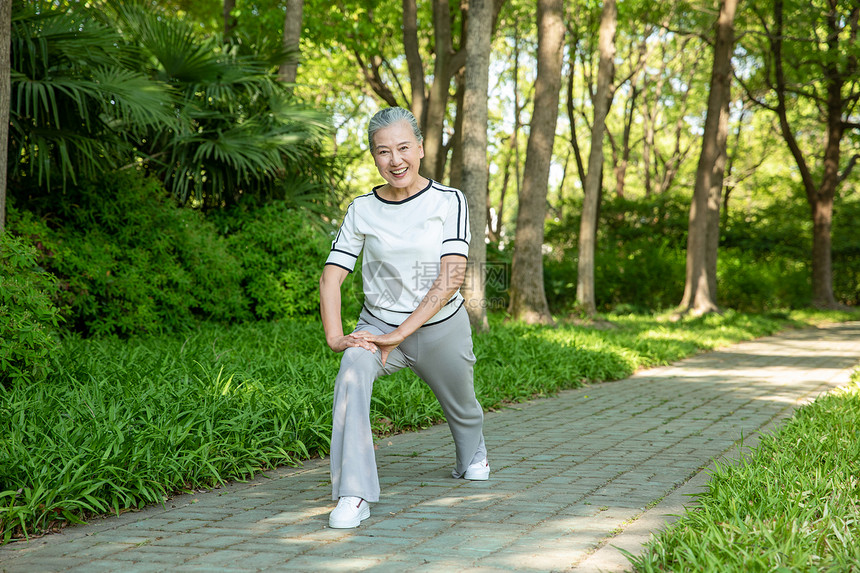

{"left": 319, "top": 107, "right": 489, "bottom": 529}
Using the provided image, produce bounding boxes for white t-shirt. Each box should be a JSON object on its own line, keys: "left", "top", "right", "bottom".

{"left": 325, "top": 179, "right": 471, "bottom": 326}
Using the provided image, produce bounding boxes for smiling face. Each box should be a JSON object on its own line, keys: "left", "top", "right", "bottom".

{"left": 371, "top": 120, "right": 426, "bottom": 197}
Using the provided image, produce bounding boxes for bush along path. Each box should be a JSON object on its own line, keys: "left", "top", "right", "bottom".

{"left": 0, "top": 321, "right": 858, "bottom": 572}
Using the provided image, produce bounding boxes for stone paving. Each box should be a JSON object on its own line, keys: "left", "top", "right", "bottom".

{"left": 2, "top": 321, "right": 859, "bottom": 573}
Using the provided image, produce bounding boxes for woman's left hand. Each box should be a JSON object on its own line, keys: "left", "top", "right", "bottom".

{"left": 353, "top": 330, "right": 405, "bottom": 367}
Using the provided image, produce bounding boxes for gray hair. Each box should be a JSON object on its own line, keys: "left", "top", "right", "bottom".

{"left": 368, "top": 107, "right": 423, "bottom": 152}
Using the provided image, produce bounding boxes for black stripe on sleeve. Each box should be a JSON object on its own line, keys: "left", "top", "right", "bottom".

{"left": 330, "top": 248, "right": 359, "bottom": 259}
{"left": 324, "top": 262, "right": 354, "bottom": 273}
{"left": 456, "top": 191, "right": 464, "bottom": 240}
{"left": 460, "top": 190, "right": 469, "bottom": 240}
{"left": 432, "top": 182, "right": 469, "bottom": 241}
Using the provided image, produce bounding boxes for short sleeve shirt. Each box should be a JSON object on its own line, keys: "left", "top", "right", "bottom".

{"left": 325, "top": 179, "right": 471, "bottom": 326}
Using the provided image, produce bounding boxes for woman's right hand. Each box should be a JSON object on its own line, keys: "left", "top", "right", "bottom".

{"left": 327, "top": 331, "right": 380, "bottom": 353}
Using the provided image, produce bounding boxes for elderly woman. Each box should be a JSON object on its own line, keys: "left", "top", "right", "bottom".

{"left": 319, "top": 107, "right": 489, "bottom": 529}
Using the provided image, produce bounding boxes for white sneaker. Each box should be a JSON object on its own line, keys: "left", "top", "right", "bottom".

{"left": 328, "top": 496, "right": 370, "bottom": 528}
{"left": 464, "top": 458, "right": 490, "bottom": 480}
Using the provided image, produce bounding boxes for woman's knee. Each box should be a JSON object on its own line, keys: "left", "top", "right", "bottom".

{"left": 341, "top": 345, "right": 381, "bottom": 369}
{"left": 335, "top": 347, "right": 380, "bottom": 390}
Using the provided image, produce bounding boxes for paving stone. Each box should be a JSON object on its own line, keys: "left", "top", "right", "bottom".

{"left": 0, "top": 556, "right": 90, "bottom": 573}
{"left": 68, "top": 559, "right": 152, "bottom": 572}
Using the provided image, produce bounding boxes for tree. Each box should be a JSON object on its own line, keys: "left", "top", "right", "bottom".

{"left": 223, "top": 0, "right": 236, "bottom": 37}
{"left": 508, "top": 0, "right": 564, "bottom": 324}
{"left": 575, "top": 0, "right": 617, "bottom": 316}
{"left": 316, "top": 0, "right": 459, "bottom": 179}
{"left": 409, "top": 0, "right": 505, "bottom": 180}
{"left": 488, "top": 9, "right": 530, "bottom": 244}
{"left": 9, "top": 1, "right": 331, "bottom": 208}
{"left": 679, "top": 0, "right": 739, "bottom": 315}
{"left": 303, "top": 0, "right": 505, "bottom": 183}
{"left": 0, "top": 0, "right": 9, "bottom": 233}
{"left": 279, "top": 0, "right": 303, "bottom": 83}
{"left": 461, "top": 0, "right": 494, "bottom": 332}
{"left": 633, "top": 33, "right": 705, "bottom": 197}
{"left": 741, "top": 0, "right": 858, "bottom": 308}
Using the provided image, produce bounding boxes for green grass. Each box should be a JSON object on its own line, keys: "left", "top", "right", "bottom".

{"left": 628, "top": 366, "right": 860, "bottom": 572}
{"left": 0, "top": 309, "right": 856, "bottom": 543}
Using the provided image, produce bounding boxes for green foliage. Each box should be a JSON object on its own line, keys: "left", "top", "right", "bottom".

{"left": 11, "top": 171, "right": 249, "bottom": 336}
{"left": 740, "top": 0, "right": 860, "bottom": 181}
{"left": 113, "top": 0, "right": 336, "bottom": 207}
{"left": 717, "top": 251, "right": 810, "bottom": 311}
{"left": 723, "top": 192, "right": 860, "bottom": 308}
{"left": 630, "top": 374, "right": 860, "bottom": 572}
{"left": 0, "top": 233, "right": 61, "bottom": 388}
{"left": 484, "top": 242, "right": 513, "bottom": 311}
{"left": 544, "top": 191, "right": 859, "bottom": 313}
{"left": 10, "top": 0, "right": 336, "bottom": 208}
{"left": 832, "top": 195, "right": 860, "bottom": 306}
{"left": 721, "top": 195, "right": 811, "bottom": 263}
{"left": 544, "top": 193, "right": 690, "bottom": 313}
{"left": 215, "top": 202, "right": 333, "bottom": 320}
{"left": 9, "top": 0, "right": 175, "bottom": 189}
{"left": 8, "top": 171, "right": 348, "bottom": 336}
{"left": 0, "top": 309, "right": 819, "bottom": 541}
{"left": 0, "top": 322, "right": 333, "bottom": 543}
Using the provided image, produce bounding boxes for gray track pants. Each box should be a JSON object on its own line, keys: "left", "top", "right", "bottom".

{"left": 330, "top": 304, "right": 487, "bottom": 502}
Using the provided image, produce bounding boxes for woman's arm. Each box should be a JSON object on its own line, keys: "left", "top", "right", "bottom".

{"left": 355, "top": 254, "right": 467, "bottom": 365}
{"left": 319, "top": 265, "right": 377, "bottom": 353}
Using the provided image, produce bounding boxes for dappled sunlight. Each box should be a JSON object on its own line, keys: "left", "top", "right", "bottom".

{"left": 284, "top": 499, "right": 647, "bottom": 571}
{"left": 752, "top": 393, "right": 809, "bottom": 405}
{"left": 416, "top": 492, "right": 501, "bottom": 508}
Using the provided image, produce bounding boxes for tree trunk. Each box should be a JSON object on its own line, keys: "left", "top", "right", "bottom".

{"left": 460, "top": 0, "right": 493, "bottom": 332}
{"left": 420, "top": 0, "right": 455, "bottom": 180}
{"left": 641, "top": 42, "right": 670, "bottom": 197}
{"left": 722, "top": 104, "right": 750, "bottom": 224}
{"left": 278, "top": 0, "right": 303, "bottom": 83}
{"left": 811, "top": 197, "right": 835, "bottom": 306}
{"left": 566, "top": 30, "right": 587, "bottom": 191}
{"left": 490, "top": 29, "right": 523, "bottom": 243}
{"left": 0, "top": 0, "right": 10, "bottom": 233}
{"left": 488, "top": 143, "right": 510, "bottom": 243}
{"left": 508, "top": 0, "right": 564, "bottom": 324}
{"left": 223, "top": 0, "right": 236, "bottom": 38}
{"left": 679, "top": 0, "right": 738, "bottom": 315}
{"left": 769, "top": 0, "right": 846, "bottom": 309}
{"left": 448, "top": 69, "right": 466, "bottom": 190}
{"left": 575, "top": 0, "right": 616, "bottom": 316}
{"left": 615, "top": 84, "right": 638, "bottom": 198}
{"left": 489, "top": 124, "right": 520, "bottom": 243}
{"left": 402, "top": 0, "right": 426, "bottom": 123}
{"left": 642, "top": 103, "right": 655, "bottom": 196}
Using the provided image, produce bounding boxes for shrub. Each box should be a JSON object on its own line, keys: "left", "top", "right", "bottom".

{"left": 0, "top": 232, "right": 61, "bottom": 388}
{"left": 544, "top": 193, "right": 691, "bottom": 313}
{"left": 832, "top": 196, "right": 860, "bottom": 306}
{"left": 13, "top": 171, "right": 250, "bottom": 336}
{"left": 718, "top": 249, "right": 810, "bottom": 311}
{"left": 543, "top": 190, "right": 857, "bottom": 313}
{"left": 222, "top": 201, "right": 334, "bottom": 320}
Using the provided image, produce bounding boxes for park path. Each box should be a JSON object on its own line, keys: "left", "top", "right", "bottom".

{"left": 2, "top": 321, "right": 859, "bottom": 573}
